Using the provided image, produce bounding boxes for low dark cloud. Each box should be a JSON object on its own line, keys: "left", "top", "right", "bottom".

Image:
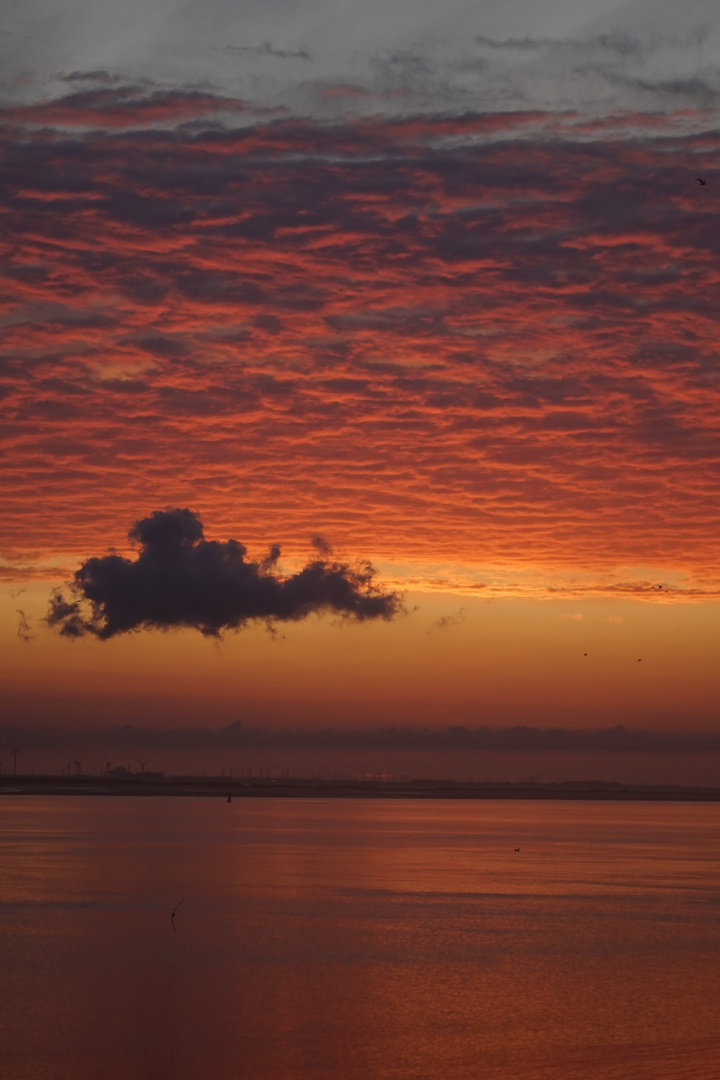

{"left": 46, "top": 509, "right": 402, "bottom": 639}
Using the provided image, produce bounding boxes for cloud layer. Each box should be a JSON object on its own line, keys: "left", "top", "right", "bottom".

{"left": 6, "top": 719, "right": 720, "bottom": 756}
{"left": 2, "top": 0, "right": 720, "bottom": 119}
{"left": 2, "top": 90, "right": 720, "bottom": 596}
{"left": 46, "top": 509, "right": 402, "bottom": 637}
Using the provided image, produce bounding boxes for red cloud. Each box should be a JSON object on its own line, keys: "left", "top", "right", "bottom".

{"left": 321, "top": 84, "right": 369, "bottom": 100}
{"left": 1, "top": 87, "right": 256, "bottom": 129}
{"left": 2, "top": 95, "right": 720, "bottom": 594}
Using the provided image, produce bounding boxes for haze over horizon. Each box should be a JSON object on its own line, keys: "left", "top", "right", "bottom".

{"left": 2, "top": 0, "right": 720, "bottom": 784}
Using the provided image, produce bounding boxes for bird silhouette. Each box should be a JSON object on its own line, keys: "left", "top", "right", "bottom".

{"left": 695, "top": 178, "right": 706, "bottom": 185}
{"left": 171, "top": 899, "right": 184, "bottom": 932}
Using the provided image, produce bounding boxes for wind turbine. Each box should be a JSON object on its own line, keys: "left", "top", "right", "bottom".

{"left": 137, "top": 759, "right": 148, "bottom": 774}
{"left": 11, "top": 744, "right": 18, "bottom": 776}
{"left": 105, "top": 755, "right": 112, "bottom": 775}
{"left": 73, "top": 757, "right": 84, "bottom": 777}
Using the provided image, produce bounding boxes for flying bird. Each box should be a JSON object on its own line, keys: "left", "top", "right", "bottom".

{"left": 171, "top": 898, "right": 184, "bottom": 932}
{"left": 695, "top": 178, "right": 706, "bottom": 185}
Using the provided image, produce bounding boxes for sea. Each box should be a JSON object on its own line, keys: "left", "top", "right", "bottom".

{"left": 1, "top": 797, "right": 719, "bottom": 1080}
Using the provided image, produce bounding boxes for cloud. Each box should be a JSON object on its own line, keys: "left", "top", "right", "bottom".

{"left": 1, "top": 85, "right": 256, "bottom": 129}
{"left": 3, "top": 0, "right": 720, "bottom": 123}
{"left": 320, "top": 84, "right": 368, "bottom": 100}
{"left": 6, "top": 721, "right": 720, "bottom": 758}
{"left": 16, "top": 609, "right": 33, "bottom": 642}
{"left": 223, "top": 42, "right": 313, "bottom": 61}
{"left": 2, "top": 95, "right": 720, "bottom": 597}
{"left": 311, "top": 534, "right": 333, "bottom": 556}
{"left": 474, "top": 31, "right": 649, "bottom": 58}
{"left": 474, "top": 35, "right": 555, "bottom": 52}
{"left": 58, "top": 70, "right": 123, "bottom": 84}
{"left": 430, "top": 606, "right": 467, "bottom": 632}
{"left": 45, "top": 508, "right": 403, "bottom": 639}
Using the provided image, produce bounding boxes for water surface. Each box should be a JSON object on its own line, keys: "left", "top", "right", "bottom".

{"left": 2, "top": 797, "right": 719, "bottom": 1079}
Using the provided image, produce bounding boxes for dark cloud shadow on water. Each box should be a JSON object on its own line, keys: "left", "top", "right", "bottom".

{"left": 46, "top": 508, "right": 403, "bottom": 639}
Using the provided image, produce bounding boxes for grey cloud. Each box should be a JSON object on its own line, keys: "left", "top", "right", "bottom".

{"left": 3, "top": 0, "right": 720, "bottom": 120}
{"left": 224, "top": 41, "right": 313, "bottom": 61}
{"left": 46, "top": 508, "right": 402, "bottom": 639}
{"left": 58, "top": 70, "right": 123, "bottom": 83}
{"left": 609, "top": 73, "right": 720, "bottom": 104}
{"left": 475, "top": 30, "right": 689, "bottom": 59}
{"left": 475, "top": 35, "right": 556, "bottom": 52}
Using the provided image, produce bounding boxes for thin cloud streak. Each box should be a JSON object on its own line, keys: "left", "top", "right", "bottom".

{"left": 16, "top": 609, "right": 34, "bottom": 642}
{"left": 429, "top": 606, "right": 468, "bottom": 632}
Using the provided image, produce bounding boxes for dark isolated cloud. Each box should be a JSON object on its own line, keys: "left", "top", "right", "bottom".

{"left": 45, "top": 508, "right": 402, "bottom": 639}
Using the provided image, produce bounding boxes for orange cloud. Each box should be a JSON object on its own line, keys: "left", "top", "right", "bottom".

{"left": 2, "top": 92, "right": 720, "bottom": 597}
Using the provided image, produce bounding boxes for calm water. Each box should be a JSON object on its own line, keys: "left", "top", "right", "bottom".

{"left": 1, "top": 797, "right": 719, "bottom": 1080}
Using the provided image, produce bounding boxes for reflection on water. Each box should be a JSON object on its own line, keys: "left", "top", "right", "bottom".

{"left": 1, "top": 798, "right": 719, "bottom": 1080}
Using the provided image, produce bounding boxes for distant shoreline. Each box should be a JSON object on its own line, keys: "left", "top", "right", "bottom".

{"left": 2, "top": 775, "right": 720, "bottom": 802}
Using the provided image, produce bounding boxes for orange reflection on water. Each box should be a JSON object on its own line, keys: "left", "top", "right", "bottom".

{"left": 2, "top": 798, "right": 719, "bottom": 1079}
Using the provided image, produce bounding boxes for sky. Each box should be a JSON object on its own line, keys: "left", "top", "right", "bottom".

{"left": 2, "top": 0, "right": 720, "bottom": 781}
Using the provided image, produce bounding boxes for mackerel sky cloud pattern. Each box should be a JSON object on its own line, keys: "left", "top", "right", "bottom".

{"left": 2, "top": 87, "right": 720, "bottom": 596}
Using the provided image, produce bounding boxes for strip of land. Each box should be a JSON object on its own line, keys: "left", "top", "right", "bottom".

{"left": 1, "top": 775, "right": 719, "bottom": 801}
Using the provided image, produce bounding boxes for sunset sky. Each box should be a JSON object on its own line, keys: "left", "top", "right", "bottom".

{"left": 2, "top": 0, "right": 720, "bottom": 780}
